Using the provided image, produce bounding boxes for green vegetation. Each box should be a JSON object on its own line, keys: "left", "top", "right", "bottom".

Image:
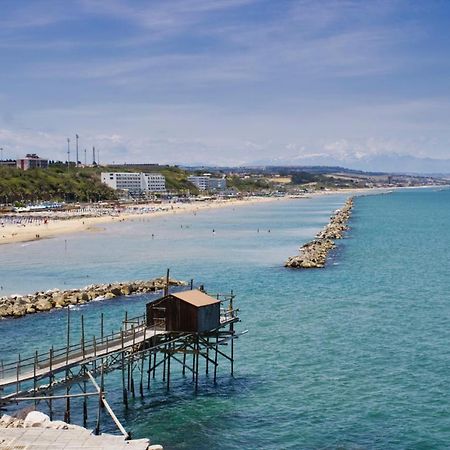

{"left": 226, "top": 175, "right": 272, "bottom": 192}
{"left": 0, "top": 164, "right": 199, "bottom": 204}
{"left": 0, "top": 166, "right": 117, "bottom": 203}
{"left": 290, "top": 171, "right": 365, "bottom": 189}
{"left": 157, "top": 167, "right": 198, "bottom": 193}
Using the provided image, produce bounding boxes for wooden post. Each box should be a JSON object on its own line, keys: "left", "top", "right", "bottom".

{"left": 95, "top": 365, "right": 104, "bottom": 435}
{"left": 121, "top": 352, "right": 128, "bottom": 408}
{"left": 127, "top": 357, "right": 131, "bottom": 391}
{"left": 230, "top": 328, "right": 234, "bottom": 376}
{"left": 166, "top": 343, "right": 171, "bottom": 391}
{"left": 16, "top": 354, "right": 21, "bottom": 395}
{"left": 190, "top": 279, "right": 194, "bottom": 290}
{"left": 130, "top": 361, "right": 135, "bottom": 398}
{"left": 162, "top": 345, "right": 167, "bottom": 381}
{"left": 195, "top": 337, "right": 199, "bottom": 393}
{"left": 81, "top": 315, "right": 85, "bottom": 359}
{"left": 213, "top": 334, "right": 218, "bottom": 384}
{"left": 49, "top": 347, "right": 53, "bottom": 420}
{"left": 192, "top": 342, "right": 196, "bottom": 382}
{"left": 206, "top": 338, "right": 209, "bottom": 375}
{"left": 152, "top": 351, "right": 156, "bottom": 379}
{"left": 66, "top": 307, "right": 71, "bottom": 365}
{"left": 124, "top": 311, "right": 128, "bottom": 332}
{"left": 164, "top": 268, "right": 170, "bottom": 296}
{"left": 33, "top": 351, "right": 38, "bottom": 408}
{"left": 182, "top": 352, "right": 186, "bottom": 376}
{"left": 100, "top": 312, "right": 104, "bottom": 340}
{"left": 230, "top": 290, "right": 234, "bottom": 376}
{"left": 147, "top": 350, "right": 152, "bottom": 389}
{"left": 140, "top": 355, "right": 145, "bottom": 397}
{"left": 100, "top": 362, "right": 105, "bottom": 410}
{"left": 82, "top": 367, "right": 88, "bottom": 427}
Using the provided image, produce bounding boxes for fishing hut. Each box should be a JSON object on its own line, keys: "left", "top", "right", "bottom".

{"left": 146, "top": 289, "right": 221, "bottom": 332}
{"left": 0, "top": 277, "right": 243, "bottom": 441}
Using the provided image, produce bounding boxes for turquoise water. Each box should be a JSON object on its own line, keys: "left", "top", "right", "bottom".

{"left": 1, "top": 189, "right": 449, "bottom": 449}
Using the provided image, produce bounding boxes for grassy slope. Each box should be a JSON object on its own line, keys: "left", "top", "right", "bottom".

{"left": 0, "top": 165, "right": 117, "bottom": 203}
{"left": 0, "top": 165, "right": 198, "bottom": 203}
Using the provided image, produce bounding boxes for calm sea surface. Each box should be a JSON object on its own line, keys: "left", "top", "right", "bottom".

{"left": 1, "top": 188, "right": 449, "bottom": 449}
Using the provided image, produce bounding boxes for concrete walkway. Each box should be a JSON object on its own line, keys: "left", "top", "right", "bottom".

{"left": 0, "top": 427, "right": 155, "bottom": 449}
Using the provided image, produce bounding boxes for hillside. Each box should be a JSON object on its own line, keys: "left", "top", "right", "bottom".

{"left": 0, "top": 165, "right": 199, "bottom": 204}
{"left": 0, "top": 166, "right": 117, "bottom": 204}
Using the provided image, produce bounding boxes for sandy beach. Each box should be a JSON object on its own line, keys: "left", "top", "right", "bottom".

{"left": 0, "top": 196, "right": 286, "bottom": 246}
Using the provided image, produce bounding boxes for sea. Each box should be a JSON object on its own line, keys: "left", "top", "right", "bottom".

{"left": 0, "top": 187, "right": 449, "bottom": 449}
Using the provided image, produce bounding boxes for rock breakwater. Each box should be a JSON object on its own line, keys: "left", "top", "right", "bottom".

{"left": 0, "top": 277, "right": 187, "bottom": 319}
{"left": 285, "top": 197, "right": 354, "bottom": 269}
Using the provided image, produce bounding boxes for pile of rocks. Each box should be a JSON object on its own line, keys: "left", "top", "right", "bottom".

{"left": 285, "top": 197, "right": 354, "bottom": 269}
{"left": 0, "top": 277, "right": 187, "bottom": 319}
{"left": 0, "top": 411, "right": 87, "bottom": 431}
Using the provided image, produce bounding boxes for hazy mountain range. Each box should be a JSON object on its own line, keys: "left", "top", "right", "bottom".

{"left": 250, "top": 153, "right": 450, "bottom": 175}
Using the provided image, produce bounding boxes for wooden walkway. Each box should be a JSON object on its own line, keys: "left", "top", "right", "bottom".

{"left": 0, "top": 322, "right": 166, "bottom": 391}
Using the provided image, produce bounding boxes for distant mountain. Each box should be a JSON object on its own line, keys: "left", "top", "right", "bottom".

{"left": 250, "top": 153, "right": 450, "bottom": 175}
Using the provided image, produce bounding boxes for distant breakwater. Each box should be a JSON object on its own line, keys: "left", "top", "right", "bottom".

{"left": 0, "top": 277, "right": 187, "bottom": 319}
{"left": 285, "top": 197, "right": 354, "bottom": 269}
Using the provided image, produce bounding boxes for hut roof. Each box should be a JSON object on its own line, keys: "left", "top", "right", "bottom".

{"left": 171, "top": 290, "right": 220, "bottom": 308}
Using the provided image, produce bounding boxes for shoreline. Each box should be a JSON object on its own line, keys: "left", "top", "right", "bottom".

{"left": 0, "top": 196, "right": 283, "bottom": 246}
{"left": 0, "top": 188, "right": 391, "bottom": 246}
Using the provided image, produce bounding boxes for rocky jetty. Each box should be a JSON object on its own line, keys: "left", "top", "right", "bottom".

{"left": 0, "top": 277, "right": 187, "bottom": 319}
{"left": 285, "top": 197, "right": 354, "bottom": 269}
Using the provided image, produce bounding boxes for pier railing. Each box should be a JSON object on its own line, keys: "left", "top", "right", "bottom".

{"left": 0, "top": 318, "right": 156, "bottom": 386}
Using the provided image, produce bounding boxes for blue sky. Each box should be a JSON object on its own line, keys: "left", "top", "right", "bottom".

{"left": 1, "top": 0, "right": 450, "bottom": 170}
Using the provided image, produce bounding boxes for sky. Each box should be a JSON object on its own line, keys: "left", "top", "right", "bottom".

{"left": 0, "top": 0, "right": 450, "bottom": 171}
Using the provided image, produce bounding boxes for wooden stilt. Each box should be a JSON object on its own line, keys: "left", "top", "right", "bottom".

{"left": 206, "top": 338, "right": 209, "bottom": 375}
{"left": 213, "top": 334, "right": 218, "bottom": 384}
{"left": 195, "top": 337, "right": 199, "bottom": 393}
{"left": 49, "top": 347, "right": 53, "bottom": 420}
{"left": 166, "top": 343, "right": 171, "bottom": 390}
{"left": 81, "top": 315, "right": 85, "bottom": 359}
{"left": 192, "top": 342, "right": 196, "bottom": 382}
{"left": 162, "top": 345, "right": 167, "bottom": 382}
{"left": 33, "top": 351, "right": 38, "bottom": 409}
{"left": 147, "top": 351, "right": 152, "bottom": 389}
{"left": 140, "top": 355, "right": 144, "bottom": 397}
{"left": 82, "top": 368, "right": 88, "bottom": 427}
{"left": 121, "top": 352, "right": 128, "bottom": 408}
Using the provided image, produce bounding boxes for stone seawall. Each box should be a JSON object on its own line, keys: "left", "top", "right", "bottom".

{"left": 0, "top": 277, "right": 187, "bottom": 319}
{"left": 285, "top": 197, "right": 354, "bottom": 269}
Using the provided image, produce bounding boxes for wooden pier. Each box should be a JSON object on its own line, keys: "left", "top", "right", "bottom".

{"left": 0, "top": 283, "right": 243, "bottom": 440}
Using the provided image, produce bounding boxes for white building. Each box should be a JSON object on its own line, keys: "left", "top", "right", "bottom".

{"left": 188, "top": 175, "right": 227, "bottom": 191}
{"left": 144, "top": 173, "right": 166, "bottom": 192}
{"left": 101, "top": 172, "right": 166, "bottom": 195}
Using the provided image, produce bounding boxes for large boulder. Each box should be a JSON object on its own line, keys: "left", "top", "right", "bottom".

{"left": 24, "top": 411, "right": 50, "bottom": 428}
{"left": 35, "top": 299, "right": 52, "bottom": 312}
